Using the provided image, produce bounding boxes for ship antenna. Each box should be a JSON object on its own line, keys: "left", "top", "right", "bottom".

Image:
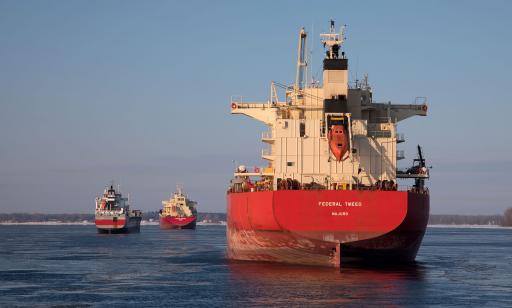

{"left": 340, "top": 24, "right": 346, "bottom": 46}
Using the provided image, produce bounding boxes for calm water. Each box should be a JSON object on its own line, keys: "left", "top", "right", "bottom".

{"left": 0, "top": 225, "right": 511, "bottom": 307}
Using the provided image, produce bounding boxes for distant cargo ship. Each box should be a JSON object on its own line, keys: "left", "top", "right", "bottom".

{"left": 95, "top": 185, "right": 142, "bottom": 234}
{"left": 227, "top": 20, "right": 430, "bottom": 267}
{"left": 160, "top": 187, "right": 197, "bottom": 229}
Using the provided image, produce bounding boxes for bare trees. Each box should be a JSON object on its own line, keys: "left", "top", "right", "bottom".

{"left": 503, "top": 208, "right": 512, "bottom": 226}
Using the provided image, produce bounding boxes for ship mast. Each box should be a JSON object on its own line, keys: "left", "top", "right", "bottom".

{"left": 320, "top": 19, "right": 345, "bottom": 60}
{"left": 415, "top": 145, "right": 427, "bottom": 190}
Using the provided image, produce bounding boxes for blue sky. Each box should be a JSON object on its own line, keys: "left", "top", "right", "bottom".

{"left": 0, "top": 0, "right": 511, "bottom": 214}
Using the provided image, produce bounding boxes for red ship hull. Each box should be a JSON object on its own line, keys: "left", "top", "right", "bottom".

{"left": 95, "top": 217, "right": 141, "bottom": 234}
{"left": 227, "top": 190, "right": 429, "bottom": 267}
{"left": 159, "top": 216, "right": 197, "bottom": 230}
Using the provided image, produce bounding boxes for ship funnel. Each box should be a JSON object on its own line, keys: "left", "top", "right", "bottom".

{"left": 320, "top": 20, "right": 348, "bottom": 99}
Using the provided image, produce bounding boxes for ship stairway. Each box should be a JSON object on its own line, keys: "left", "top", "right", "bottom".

{"left": 396, "top": 133, "right": 405, "bottom": 143}
{"left": 261, "top": 148, "right": 274, "bottom": 161}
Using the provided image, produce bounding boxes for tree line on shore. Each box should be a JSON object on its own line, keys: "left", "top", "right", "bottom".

{"left": 429, "top": 214, "right": 503, "bottom": 226}
{"left": 1, "top": 209, "right": 511, "bottom": 226}
{"left": 0, "top": 212, "right": 227, "bottom": 223}
{"left": 503, "top": 208, "right": 512, "bottom": 226}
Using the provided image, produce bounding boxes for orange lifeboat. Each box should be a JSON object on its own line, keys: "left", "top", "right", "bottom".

{"left": 328, "top": 125, "right": 349, "bottom": 161}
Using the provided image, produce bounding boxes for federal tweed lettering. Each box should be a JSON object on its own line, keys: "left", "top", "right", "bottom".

{"left": 318, "top": 201, "right": 363, "bottom": 207}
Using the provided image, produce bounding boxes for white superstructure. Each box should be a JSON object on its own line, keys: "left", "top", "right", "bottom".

{"left": 95, "top": 185, "right": 130, "bottom": 215}
{"left": 160, "top": 187, "right": 197, "bottom": 218}
{"left": 231, "top": 21, "right": 428, "bottom": 191}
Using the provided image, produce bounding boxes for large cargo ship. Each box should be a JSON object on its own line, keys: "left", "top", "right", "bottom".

{"left": 95, "top": 184, "right": 142, "bottom": 234}
{"left": 159, "top": 187, "right": 197, "bottom": 229}
{"left": 227, "top": 21, "right": 430, "bottom": 267}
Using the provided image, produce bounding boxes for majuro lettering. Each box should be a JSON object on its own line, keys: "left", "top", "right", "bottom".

{"left": 318, "top": 201, "right": 363, "bottom": 207}
{"left": 331, "top": 211, "right": 349, "bottom": 216}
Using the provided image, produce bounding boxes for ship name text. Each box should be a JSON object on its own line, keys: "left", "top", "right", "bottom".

{"left": 318, "top": 201, "right": 363, "bottom": 207}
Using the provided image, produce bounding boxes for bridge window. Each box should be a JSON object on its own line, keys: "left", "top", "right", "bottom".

{"left": 300, "top": 122, "right": 306, "bottom": 137}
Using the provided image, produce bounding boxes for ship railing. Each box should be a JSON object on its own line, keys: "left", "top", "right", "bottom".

{"left": 396, "top": 133, "right": 405, "bottom": 143}
{"left": 397, "top": 150, "right": 405, "bottom": 160}
{"left": 367, "top": 130, "right": 392, "bottom": 138}
{"left": 231, "top": 95, "right": 273, "bottom": 109}
{"left": 374, "top": 116, "right": 392, "bottom": 123}
{"left": 231, "top": 95, "right": 243, "bottom": 105}
{"left": 414, "top": 96, "right": 427, "bottom": 105}
{"left": 397, "top": 185, "right": 412, "bottom": 192}
{"left": 397, "top": 185, "right": 429, "bottom": 194}
{"left": 373, "top": 97, "right": 428, "bottom": 107}
{"left": 262, "top": 148, "right": 273, "bottom": 156}
{"left": 95, "top": 209, "right": 124, "bottom": 216}
{"left": 235, "top": 102, "right": 274, "bottom": 109}
{"left": 262, "top": 130, "right": 273, "bottom": 139}
{"left": 396, "top": 170, "right": 429, "bottom": 179}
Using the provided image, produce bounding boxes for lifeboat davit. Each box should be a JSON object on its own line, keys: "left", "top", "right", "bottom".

{"left": 328, "top": 125, "right": 349, "bottom": 161}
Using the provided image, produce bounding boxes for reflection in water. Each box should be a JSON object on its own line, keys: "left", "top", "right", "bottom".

{"left": 160, "top": 228, "right": 198, "bottom": 240}
{"left": 228, "top": 261, "right": 426, "bottom": 306}
{"left": 159, "top": 229, "right": 199, "bottom": 259}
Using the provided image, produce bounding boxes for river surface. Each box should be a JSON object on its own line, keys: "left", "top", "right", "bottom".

{"left": 0, "top": 225, "right": 511, "bottom": 307}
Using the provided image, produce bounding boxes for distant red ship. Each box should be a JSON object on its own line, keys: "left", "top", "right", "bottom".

{"left": 159, "top": 187, "right": 197, "bottom": 229}
{"left": 227, "top": 20, "right": 430, "bottom": 267}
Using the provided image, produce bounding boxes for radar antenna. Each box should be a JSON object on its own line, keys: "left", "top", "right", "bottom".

{"left": 320, "top": 20, "right": 346, "bottom": 60}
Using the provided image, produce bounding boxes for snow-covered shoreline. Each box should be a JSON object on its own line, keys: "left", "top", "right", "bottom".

{"left": 0, "top": 221, "right": 508, "bottom": 229}
{"left": 0, "top": 221, "right": 94, "bottom": 226}
{"left": 0, "top": 221, "right": 228, "bottom": 226}
{"left": 427, "top": 224, "right": 512, "bottom": 229}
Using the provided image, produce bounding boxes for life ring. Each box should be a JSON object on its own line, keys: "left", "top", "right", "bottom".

{"left": 421, "top": 104, "right": 428, "bottom": 112}
{"left": 231, "top": 103, "right": 237, "bottom": 109}
{"left": 254, "top": 167, "right": 260, "bottom": 173}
